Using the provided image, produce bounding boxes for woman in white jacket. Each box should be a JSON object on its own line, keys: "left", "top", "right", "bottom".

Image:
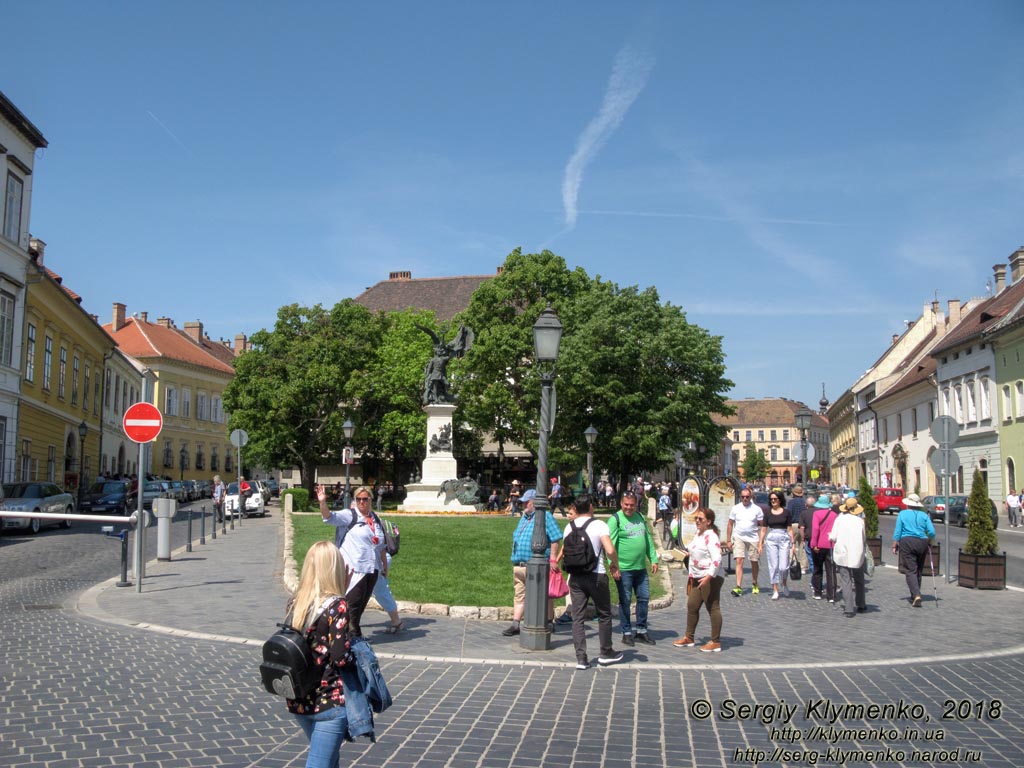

{"left": 829, "top": 497, "right": 867, "bottom": 618}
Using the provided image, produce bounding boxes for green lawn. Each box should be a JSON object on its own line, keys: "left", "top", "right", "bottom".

{"left": 291, "top": 513, "right": 666, "bottom": 608}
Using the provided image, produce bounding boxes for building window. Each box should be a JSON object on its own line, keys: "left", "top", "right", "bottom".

{"left": 197, "top": 392, "right": 209, "bottom": 421}
{"left": 163, "top": 440, "right": 173, "bottom": 468}
{"left": 47, "top": 445, "right": 56, "bottom": 482}
{"left": 897, "top": 413, "right": 903, "bottom": 440}
{"left": 25, "top": 323, "right": 35, "bottom": 383}
{"left": 122, "top": 381, "right": 127, "bottom": 413}
{"left": 20, "top": 439, "right": 30, "bottom": 482}
{"left": 953, "top": 385, "right": 963, "bottom": 422}
{"left": 43, "top": 336, "right": 52, "bottom": 390}
{"left": 941, "top": 387, "right": 950, "bottom": 416}
{"left": 770, "top": 447, "right": 778, "bottom": 461}
{"left": 4, "top": 172, "right": 23, "bottom": 243}
{"left": 966, "top": 381, "right": 977, "bottom": 422}
{"left": 182, "top": 388, "right": 191, "bottom": 419}
{"left": 757, "top": 430, "right": 764, "bottom": 441}
{"left": 165, "top": 386, "right": 178, "bottom": 416}
{"left": 732, "top": 430, "right": 739, "bottom": 442}
{"left": 1004, "top": 385, "right": 1013, "bottom": 421}
{"left": 1016, "top": 381, "right": 1024, "bottom": 419}
{"left": 912, "top": 407, "right": 918, "bottom": 437}
{"left": 783, "top": 448, "right": 790, "bottom": 461}
{"left": 783, "top": 429, "right": 790, "bottom": 441}
{"left": 211, "top": 447, "right": 219, "bottom": 471}
{"left": 105, "top": 369, "right": 112, "bottom": 407}
{"left": 213, "top": 396, "right": 224, "bottom": 423}
{"left": 770, "top": 429, "right": 777, "bottom": 441}
{"left": 880, "top": 418, "right": 887, "bottom": 444}
{"left": 58, "top": 346, "right": 67, "bottom": 398}
{"left": 195, "top": 445, "right": 205, "bottom": 470}
{"left": 224, "top": 451, "right": 233, "bottom": 472}
{"left": 0, "top": 290, "right": 15, "bottom": 367}
{"left": 980, "top": 377, "right": 991, "bottom": 419}
{"left": 114, "top": 374, "right": 121, "bottom": 412}
{"left": 929, "top": 401, "right": 935, "bottom": 423}
{"left": 84, "top": 365, "right": 90, "bottom": 411}
{"left": 72, "top": 355, "right": 80, "bottom": 405}
{"left": 94, "top": 376, "right": 100, "bottom": 416}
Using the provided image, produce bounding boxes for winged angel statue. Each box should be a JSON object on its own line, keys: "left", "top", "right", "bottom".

{"left": 416, "top": 324, "right": 474, "bottom": 405}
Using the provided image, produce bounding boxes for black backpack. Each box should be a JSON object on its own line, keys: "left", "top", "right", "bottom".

{"left": 260, "top": 621, "right": 321, "bottom": 699}
{"left": 562, "top": 518, "right": 599, "bottom": 575}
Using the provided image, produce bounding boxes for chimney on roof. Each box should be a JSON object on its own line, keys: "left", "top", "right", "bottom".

{"left": 28, "top": 237, "right": 45, "bottom": 265}
{"left": 388, "top": 271, "right": 411, "bottom": 281}
{"left": 892, "top": 333, "right": 899, "bottom": 345}
{"left": 496, "top": 266, "right": 504, "bottom": 275}
{"left": 184, "top": 321, "right": 204, "bottom": 343}
{"left": 993, "top": 263, "right": 1007, "bottom": 294}
{"left": 89, "top": 314, "right": 98, "bottom": 323}
{"left": 1009, "top": 248, "right": 1024, "bottom": 284}
{"left": 947, "top": 299, "right": 962, "bottom": 328}
{"left": 112, "top": 303, "right": 126, "bottom": 332}
{"left": 235, "top": 334, "right": 247, "bottom": 355}
{"left": 139, "top": 311, "right": 148, "bottom": 322}
{"left": 157, "top": 317, "right": 173, "bottom": 329}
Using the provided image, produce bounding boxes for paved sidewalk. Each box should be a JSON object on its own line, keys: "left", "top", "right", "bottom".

{"left": 79, "top": 508, "right": 1024, "bottom": 670}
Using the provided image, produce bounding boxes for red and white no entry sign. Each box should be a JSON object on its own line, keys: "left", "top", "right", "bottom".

{"left": 123, "top": 402, "right": 163, "bottom": 443}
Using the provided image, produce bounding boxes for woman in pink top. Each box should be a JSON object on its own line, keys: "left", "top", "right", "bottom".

{"left": 810, "top": 495, "right": 839, "bottom": 602}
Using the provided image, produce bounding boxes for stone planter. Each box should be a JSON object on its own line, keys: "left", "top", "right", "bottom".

{"left": 958, "top": 550, "right": 1007, "bottom": 590}
{"left": 922, "top": 541, "right": 941, "bottom": 577}
{"left": 866, "top": 537, "right": 883, "bottom": 567}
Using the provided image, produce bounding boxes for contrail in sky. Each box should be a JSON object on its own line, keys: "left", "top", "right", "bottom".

{"left": 561, "top": 43, "right": 654, "bottom": 229}
{"left": 146, "top": 110, "right": 193, "bottom": 156}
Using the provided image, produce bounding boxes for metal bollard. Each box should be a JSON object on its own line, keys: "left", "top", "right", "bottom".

{"left": 187, "top": 505, "right": 193, "bottom": 552}
{"left": 103, "top": 526, "right": 133, "bottom": 588}
{"left": 200, "top": 504, "right": 206, "bottom": 545}
{"left": 230, "top": 505, "right": 235, "bottom": 531}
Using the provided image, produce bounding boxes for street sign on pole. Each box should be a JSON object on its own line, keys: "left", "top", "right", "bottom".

{"left": 929, "top": 416, "right": 960, "bottom": 446}
{"left": 792, "top": 442, "right": 816, "bottom": 464}
{"left": 123, "top": 402, "right": 163, "bottom": 443}
{"left": 929, "top": 447, "right": 961, "bottom": 478}
{"left": 230, "top": 428, "right": 249, "bottom": 448}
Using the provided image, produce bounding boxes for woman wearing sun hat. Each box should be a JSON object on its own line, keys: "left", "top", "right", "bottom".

{"left": 829, "top": 497, "right": 867, "bottom": 617}
{"left": 810, "top": 494, "right": 838, "bottom": 602}
{"left": 892, "top": 493, "right": 936, "bottom": 607}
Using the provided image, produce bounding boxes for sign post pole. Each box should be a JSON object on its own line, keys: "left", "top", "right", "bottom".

{"left": 123, "top": 400, "right": 164, "bottom": 593}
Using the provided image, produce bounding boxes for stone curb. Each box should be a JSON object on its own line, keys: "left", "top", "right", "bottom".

{"left": 284, "top": 511, "right": 676, "bottom": 619}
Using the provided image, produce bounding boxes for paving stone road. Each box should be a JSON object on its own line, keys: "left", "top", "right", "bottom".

{"left": 2, "top": 504, "right": 1023, "bottom": 767}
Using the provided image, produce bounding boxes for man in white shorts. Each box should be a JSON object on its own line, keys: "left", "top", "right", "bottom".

{"left": 726, "top": 487, "right": 764, "bottom": 596}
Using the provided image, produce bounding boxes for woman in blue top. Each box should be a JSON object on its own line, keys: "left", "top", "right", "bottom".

{"left": 892, "top": 493, "right": 937, "bottom": 607}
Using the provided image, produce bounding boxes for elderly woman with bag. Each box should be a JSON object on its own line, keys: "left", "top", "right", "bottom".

{"left": 829, "top": 497, "right": 867, "bottom": 618}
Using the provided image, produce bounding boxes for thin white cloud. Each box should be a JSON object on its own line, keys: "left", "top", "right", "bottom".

{"left": 577, "top": 207, "right": 847, "bottom": 227}
{"left": 561, "top": 44, "right": 654, "bottom": 229}
{"left": 146, "top": 110, "right": 193, "bottom": 157}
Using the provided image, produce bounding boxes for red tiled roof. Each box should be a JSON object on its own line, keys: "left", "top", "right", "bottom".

{"left": 44, "top": 267, "right": 82, "bottom": 303}
{"left": 103, "top": 318, "right": 235, "bottom": 375}
{"left": 354, "top": 274, "right": 494, "bottom": 323}
{"left": 931, "top": 280, "right": 1024, "bottom": 356}
{"left": 716, "top": 398, "right": 829, "bottom": 429}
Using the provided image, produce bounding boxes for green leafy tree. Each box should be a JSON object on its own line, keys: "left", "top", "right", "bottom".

{"left": 741, "top": 442, "right": 772, "bottom": 483}
{"left": 223, "top": 301, "right": 381, "bottom": 492}
{"left": 858, "top": 475, "right": 880, "bottom": 539}
{"left": 965, "top": 469, "right": 999, "bottom": 555}
{"left": 454, "top": 250, "right": 732, "bottom": 490}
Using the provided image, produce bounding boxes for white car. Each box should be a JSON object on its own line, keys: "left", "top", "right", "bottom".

{"left": 1, "top": 482, "right": 76, "bottom": 533}
{"left": 224, "top": 480, "right": 266, "bottom": 518}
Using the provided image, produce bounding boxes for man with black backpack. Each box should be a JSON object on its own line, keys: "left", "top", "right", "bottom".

{"left": 559, "top": 494, "right": 623, "bottom": 669}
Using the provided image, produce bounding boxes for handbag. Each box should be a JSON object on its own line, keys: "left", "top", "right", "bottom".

{"left": 864, "top": 547, "right": 875, "bottom": 577}
{"left": 788, "top": 560, "right": 802, "bottom": 581}
{"left": 548, "top": 567, "right": 570, "bottom": 598}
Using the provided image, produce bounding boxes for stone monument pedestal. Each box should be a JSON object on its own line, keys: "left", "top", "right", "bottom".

{"left": 400, "top": 404, "right": 479, "bottom": 513}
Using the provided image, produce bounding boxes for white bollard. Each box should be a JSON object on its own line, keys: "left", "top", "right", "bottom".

{"left": 153, "top": 498, "right": 177, "bottom": 561}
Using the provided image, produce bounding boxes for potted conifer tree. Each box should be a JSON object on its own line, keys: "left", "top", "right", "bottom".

{"left": 958, "top": 468, "right": 1005, "bottom": 589}
{"left": 857, "top": 476, "right": 882, "bottom": 565}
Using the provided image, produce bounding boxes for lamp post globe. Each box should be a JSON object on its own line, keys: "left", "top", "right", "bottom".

{"left": 523, "top": 306, "right": 562, "bottom": 651}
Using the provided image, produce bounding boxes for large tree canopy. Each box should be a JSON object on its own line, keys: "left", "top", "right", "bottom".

{"left": 455, "top": 250, "right": 733, "bottom": 487}
{"left": 223, "top": 300, "right": 381, "bottom": 491}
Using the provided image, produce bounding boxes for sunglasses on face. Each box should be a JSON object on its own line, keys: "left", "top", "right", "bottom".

{"left": 741, "top": 495, "right": 751, "bottom": 499}
{"left": 355, "top": 496, "right": 371, "bottom": 502}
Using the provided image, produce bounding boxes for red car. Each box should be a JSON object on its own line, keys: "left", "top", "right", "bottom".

{"left": 874, "top": 488, "right": 905, "bottom": 515}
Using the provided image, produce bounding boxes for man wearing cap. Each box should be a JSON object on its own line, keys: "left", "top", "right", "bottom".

{"left": 503, "top": 489, "right": 563, "bottom": 636}
{"left": 892, "top": 493, "right": 936, "bottom": 608}
{"left": 829, "top": 497, "right": 867, "bottom": 617}
{"left": 785, "top": 484, "right": 809, "bottom": 574}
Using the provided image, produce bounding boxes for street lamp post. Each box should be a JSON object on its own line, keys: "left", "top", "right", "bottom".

{"left": 179, "top": 446, "right": 187, "bottom": 482}
{"left": 77, "top": 421, "right": 88, "bottom": 511}
{"left": 342, "top": 419, "right": 355, "bottom": 510}
{"left": 522, "top": 306, "right": 562, "bottom": 651}
{"left": 584, "top": 425, "right": 598, "bottom": 496}
{"left": 795, "top": 408, "right": 813, "bottom": 487}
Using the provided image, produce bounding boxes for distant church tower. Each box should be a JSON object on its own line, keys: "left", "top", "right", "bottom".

{"left": 819, "top": 383, "right": 829, "bottom": 415}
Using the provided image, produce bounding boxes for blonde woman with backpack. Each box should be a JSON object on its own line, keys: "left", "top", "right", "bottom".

{"left": 285, "top": 540, "right": 351, "bottom": 768}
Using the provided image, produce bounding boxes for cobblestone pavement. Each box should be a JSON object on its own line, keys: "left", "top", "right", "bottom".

{"left": 3, "top": 507, "right": 1023, "bottom": 767}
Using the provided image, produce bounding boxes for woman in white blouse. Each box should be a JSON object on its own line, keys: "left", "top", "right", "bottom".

{"left": 673, "top": 508, "right": 725, "bottom": 653}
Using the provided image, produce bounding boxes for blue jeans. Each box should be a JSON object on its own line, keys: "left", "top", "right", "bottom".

{"left": 614, "top": 568, "right": 650, "bottom": 636}
{"left": 293, "top": 705, "right": 348, "bottom": 768}
{"left": 804, "top": 543, "right": 815, "bottom": 575}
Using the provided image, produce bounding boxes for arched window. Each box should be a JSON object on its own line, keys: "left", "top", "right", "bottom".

{"left": 980, "top": 377, "right": 991, "bottom": 419}
{"left": 1007, "top": 457, "right": 1017, "bottom": 493}
{"left": 1002, "top": 385, "right": 1012, "bottom": 421}
{"left": 953, "top": 385, "right": 964, "bottom": 422}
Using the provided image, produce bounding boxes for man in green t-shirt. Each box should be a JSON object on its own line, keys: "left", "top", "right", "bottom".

{"left": 608, "top": 491, "right": 659, "bottom": 646}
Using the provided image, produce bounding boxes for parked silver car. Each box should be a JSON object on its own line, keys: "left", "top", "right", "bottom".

{"left": 1, "top": 482, "right": 76, "bottom": 534}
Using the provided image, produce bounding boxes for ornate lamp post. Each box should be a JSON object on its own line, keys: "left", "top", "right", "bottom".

{"left": 584, "top": 425, "right": 598, "bottom": 496}
{"left": 522, "top": 306, "right": 562, "bottom": 651}
{"left": 342, "top": 419, "right": 356, "bottom": 509}
{"left": 795, "top": 408, "right": 813, "bottom": 486}
{"left": 77, "top": 420, "right": 88, "bottom": 510}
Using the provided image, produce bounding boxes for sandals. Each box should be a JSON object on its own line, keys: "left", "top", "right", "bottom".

{"left": 383, "top": 621, "right": 405, "bottom": 634}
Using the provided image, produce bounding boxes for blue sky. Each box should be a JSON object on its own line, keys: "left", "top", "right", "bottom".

{"left": 5, "top": 2, "right": 1023, "bottom": 413}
